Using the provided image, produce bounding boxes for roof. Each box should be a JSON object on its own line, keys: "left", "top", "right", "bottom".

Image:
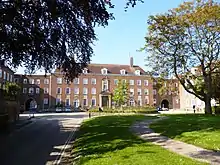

{"left": 55, "top": 63, "right": 147, "bottom": 75}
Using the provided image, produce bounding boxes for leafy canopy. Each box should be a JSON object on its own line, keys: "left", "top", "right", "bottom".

{"left": 142, "top": 0, "right": 220, "bottom": 113}
{"left": 112, "top": 79, "right": 129, "bottom": 107}
{"left": 0, "top": 0, "right": 143, "bottom": 81}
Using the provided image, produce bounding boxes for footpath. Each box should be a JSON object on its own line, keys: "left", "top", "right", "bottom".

{"left": 131, "top": 117, "right": 220, "bottom": 165}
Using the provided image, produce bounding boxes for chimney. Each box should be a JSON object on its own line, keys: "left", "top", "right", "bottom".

{"left": 130, "top": 57, "right": 134, "bottom": 67}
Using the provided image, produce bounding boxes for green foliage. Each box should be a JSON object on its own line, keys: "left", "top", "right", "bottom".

{"left": 112, "top": 79, "right": 129, "bottom": 107}
{"left": 142, "top": 0, "right": 220, "bottom": 114}
{"left": 3, "top": 82, "right": 21, "bottom": 101}
{"left": 55, "top": 103, "right": 63, "bottom": 108}
{"left": 0, "top": 0, "right": 142, "bottom": 81}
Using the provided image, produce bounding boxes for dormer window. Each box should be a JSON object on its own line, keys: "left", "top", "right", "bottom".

{"left": 135, "top": 70, "right": 141, "bottom": 75}
{"left": 120, "top": 69, "right": 126, "bottom": 75}
{"left": 101, "top": 68, "right": 108, "bottom": 75}
{"left": 82, "top": 68, "right": 88, "bottom": 74}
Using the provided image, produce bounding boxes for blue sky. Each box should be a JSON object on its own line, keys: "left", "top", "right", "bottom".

{"left": 16, "top": 0, "right": 185, "bottom": 74}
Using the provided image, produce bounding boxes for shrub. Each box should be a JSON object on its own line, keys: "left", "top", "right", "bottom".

{"left": 212, "top": 106, "right": 220, "bottom": 115}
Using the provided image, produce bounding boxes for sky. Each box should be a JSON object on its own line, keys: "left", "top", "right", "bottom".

{"left": 15, "top": 0, "right": 185, "bottom": 74}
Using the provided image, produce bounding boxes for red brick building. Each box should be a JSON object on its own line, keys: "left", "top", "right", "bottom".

{"left": 14, "top": 57, "right": 180, "bottom": 111}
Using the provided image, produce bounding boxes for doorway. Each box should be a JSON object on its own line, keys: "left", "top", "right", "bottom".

{"left": 25, "top": 98, "right": 35, "bottom": 111}
{"left": 102, "top": 96, "right": 109, "bottom": 107}
{"left": 161, "top": 99, "right": 169, "bottom": 109}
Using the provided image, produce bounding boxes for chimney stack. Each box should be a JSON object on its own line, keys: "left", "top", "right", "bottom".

{"left": 130, "top": 57, "right": 134, "bottom": 67}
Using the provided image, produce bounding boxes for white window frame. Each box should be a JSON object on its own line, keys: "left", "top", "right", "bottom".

{"left": 137, "top": 80, "right": 141, "bottom": 86}
{"left": 83, "top": 78, "right": 88, "bottom": 85}
{"left": 144, "top": 80, "right": 149, "bottom": 86}
{"left": 57, "top": 87, "right": 62, "bottom": 94}
{"left": 120, "top": 69, "right": 126, "bottom": 75}
{"left": 7, "top": 73, "right": 9, "bottom": 81}
{"left": 57, "top": 78, "right": 62, "bottom": 84}
{"left": 153, "top": 89, "right": 157, "bottom": 95}
{"left": 74, "top": 78, "right": 79, "bottom": 84}
{"left": 23, "top": 88, "right": 27, "bottom": 93}
{"left": 135, "top": 70, "right": 140, "bottom": 75}
{"left": 66, "top": 87, "right": 71, "bottom": 94}
{"left": 65, "top": 98, "right": 70, "bottom": 106}
{"left": 91, "top": 78, "right": 96, "bottom": 85}
{"left": 44, "top": 87, "right": 49, "bottom": 94}
{"left": 29, "top": 79, "right": 34, "bottom": 84}
{"left": 129, "top": 80, "right": 134, "bottom": 85}
{"left": 74, "top": 87, "right": 79, "bottom": 94}
{"left": 144, "top": 89, "right": 149, "bottom": 95}
{"left": 3, "top": 71, "right": 6, "bottom": 80}
{"left": 29, "top": 87, "right": 34, "bottom": 94}
{"left": 56, "top": 98, "right": 61, "bottom": 105}
{"left": 44, "top": 78, "right": 49, "bottom": 84}
{"left": 23, "top": 79, "right": 27, "bottom": 84}
{"left": 36, "top": 79, "right": 41, "bottom": 85}
{"left": 83, "top": 87, "right": 88, "bottom": 95}
{"left": 102, "top": 79, "right": 108, "bottom": 91}
{"left": 101, "top": 68, "right": 108, "bottom": 75}
{"left": 73, "top": 99, "right": 79, "bottom": 108}
{"left": 137, "top": 88, "right": 142, "bottom": 95}
{"left": 36, "top": 88, "right": 40, "bottom": 94}
{"left": 44, "top": 98, "right": 49, "bottom": 105}
{"left": 130, "top": 88, "right": 134, "bottom": 95}
{"left": 83, "top": 98, "right": 88, "bottom": 106}
{"left": 91, "top": 98, "right": 96, "bottom": 106}
{"left": 82, "top": 68, "right": 88, "bottom": 74}
{"left": 91, "top": 88, "right": 96, "bottom": 95}
{"left": 114, "top": 79, "right": 118, "bottom": 85}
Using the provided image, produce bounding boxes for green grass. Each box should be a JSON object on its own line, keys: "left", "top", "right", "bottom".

{"left": 72, "top": 115, "right": 206, "bottom": 165}
{"left": 150, "top": 114, "right": 220, "bottom": 151}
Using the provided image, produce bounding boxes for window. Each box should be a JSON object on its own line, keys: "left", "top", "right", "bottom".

{"left": 36, "top": 79, "right": 40, "bottom": 85}
{"left": 91, "top": 88, "right": 96, "bottom": 94}
{"left": 101, "top": 68, "right": 108, "bottom": 74}
{"left": 153, "top": 89, "right": 157, "bottom": 95}
{"left": 83, "top": 78, "right": 88, "bottom": 85}
{"left": 153, "top": 99, "right": 156, "bottom": 103}
{"left": 7, "top": 73, "right": 9, "bottom": 81}
{"left": 135, "top": 70, "right": 140, "bottom": 75}
{"left": 175, "top": 83, "right": 178, "bottom": 87}
{"left": 29, "top": 88, "right": 34, "bottom": 94}
{"left": 44, "top": 88, "right": 49, "bottom": 94}
{"left": 23, "top": 79, "right": 27, "bottom": 84}
{"left": 129, "top": 99, "right": 135, "bottom": 106}
{"left": 23, "top": 88, "right": 27, "bottom": 93}
{"left": 29, "top": 79, "right": 34, "bottom": 84}
{"left": 36, "top": 88, "right": 40, "bottom": 94}
{"left": 44, "top": 98, "right": 48, "bottom": 105}
{"left": 0, "top": 69, "right": 2, "bottom": 78}
{"left": 153, "top": 81, "right": 157, "bottom": 85}
{"left": 130, "top": 88, "right": 134, "bottom": 95}
{"left": 73, "top": 99, "right": 79, "bottom": 108}
{"left": 74, "top": 87, "right": 79, "bottom": 94}
{"left": 91, "top": 98, "right": 96, "bottom": 106}
{"left": 83, "top": 98, "right": 87, "bottom": 106}
{"left": 102, "top": 79, "right": 108, "bottom": 91}
{"left": 44, "top": 79, "right": 49, "bottom": 84}
{"left": 164, "top": 83, "right": 167, "bottom": 87}
{"left": 10, "top": 75, "right": 13, "bottom": 82}
{"left": 129, "top": 80, "right": 134, "bottom": 85}
{"left": 65, "top": 79, "right": 70, "bottom": 85}
{"left": 74, "top": 78, "right": 79, "bottom": 84}
{"left": 91, "top": 78, "right": 96, "bottom": 85}
{"left": 3, "top": 71, "right": 6, "bottom": 79}
{"left": 137, "top": 89, "right": 142, "bottom": 95}
{"left": 144, "top": 89, "right": 149, "bottom": 95}
{"left": 145, "top": 96, "right": 149, "bottom": 104}
{"left": 57, "top": 87, "right": 62, "bottom": 94}
{"left": 66, "top": 87, "right": 70, "bottom": 94}
{"left": 83, "top": 87, "right": 88, "bottom": 95}
{"left": 57, "top": 78, "right": 62, "bottom": 84}
{"left": 114, "top": 79, "right": 118, "bottom": 85}
{"left": 120, "top": 69, "right": 126, "bottom": 75}
{"left": 56, "top": 98, "right": 61, "bottom": 105}
{"left": 82, "top": 68, "right": 88, "bottom": 74}
{"left": 144, "top": 80, "right": 148, "bottom": 86}
{"left": 137, "top": 96, "right": 142, "bottom": 106}
{"left": 176, "top": 99, "right": 179, "bottom": 104}
{"left": 66, "top": 98, "right": 70, "bottom": 106}
{"left": 137, "top": 80, "right": 141, "bottom": 86}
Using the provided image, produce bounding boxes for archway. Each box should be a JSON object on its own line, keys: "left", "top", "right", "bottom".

{"left": 25, "top": 98, "right": 35, "bottom": 111}
{"left": 161, "top": 99, "right": 169, "bottom": 109}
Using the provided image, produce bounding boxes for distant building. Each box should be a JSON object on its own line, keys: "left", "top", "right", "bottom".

{"left": 13, "top": 57, "right": 180, "bottom": 111}
{"left": 0, "top": 60, "right": 15, "bottom": 88}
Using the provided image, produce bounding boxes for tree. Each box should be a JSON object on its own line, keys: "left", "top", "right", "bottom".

{"left": 0, "top": 0, "right": 143, "bottom": 81}
{"left": 112, "top": 79, "right": 129, "bottom": 108}
{"left": 142, "top": 0, "right": 220, "bottom": 114}
{"left": 3, "top": 82, "right": 21, "bottom": 101}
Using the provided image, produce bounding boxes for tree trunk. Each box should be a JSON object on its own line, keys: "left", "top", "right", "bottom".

{"left": 204, "top": 96, "right": 212, "bottom": 114}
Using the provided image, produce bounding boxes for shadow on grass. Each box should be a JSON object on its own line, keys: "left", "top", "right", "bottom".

{"left": 150, "top": 114, "right": 220, "bottom": 151}
{"left": 70, "top": 115, "right": 156, "bottom": 164}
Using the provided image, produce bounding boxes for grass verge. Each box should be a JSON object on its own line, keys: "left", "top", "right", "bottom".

{"left": 150, "top": 114, "right": 220, "bottom": 151}
{"left": 72, "top": 115, "right": 206, "bottom": 165}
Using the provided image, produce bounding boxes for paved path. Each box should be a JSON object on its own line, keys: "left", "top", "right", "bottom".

{"left": 0, "top": 112, "right": 88, "bottom": 165}
{"left": 131, "top": 117, "right": 220, "bottom": 165}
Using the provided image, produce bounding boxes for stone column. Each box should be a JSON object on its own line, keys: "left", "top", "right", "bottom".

{"left": 99, "top": 94, "right": 102, "bottom": 107}
{"left": 108, "top": 95, "right": 111, "bottom": 108}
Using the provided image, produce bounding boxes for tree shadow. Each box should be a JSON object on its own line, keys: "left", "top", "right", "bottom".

{"left": 68, "top": 115, "right": 157, "bottom": 164}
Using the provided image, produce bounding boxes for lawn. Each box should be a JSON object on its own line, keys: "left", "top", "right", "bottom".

{"left": 150, "top": 114, "right": 220, "bottom": 151}
{"left": 72, "top": 115, "right": 206, "bottom": 165}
